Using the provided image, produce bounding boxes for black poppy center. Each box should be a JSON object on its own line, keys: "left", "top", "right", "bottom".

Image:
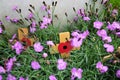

{"left": 63, "top": 45, "right": 67, "bottom": 49}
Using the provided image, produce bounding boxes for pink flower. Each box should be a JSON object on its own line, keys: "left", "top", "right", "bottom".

{"left": 28, "top": 12, "right": 34, "bottom": 19}
{"left": 30, "top": 26, "right": 36, "bottom": 33}
{"left": 31, "top": 61, "right": 41, "bottom": 70}
{"left": 96, "top": 61, "right": 108, "bottom": 73}
{"left": 97, "top": 29, "right": 107, "bottom": 37}
{"left": 103, "top": 44, "right": 114, "bottom": 53}
{"left": 112, "top": 22, "right": 120, "bottom": 30}
{"left": 42, "top": 53, "right": 48, "bottom": 58}
{"left": 7, "top": 74, "right": 16, "bottom": 80}
{"left": 43, "top": 16, "right": 52, "bottom": 25}
{"left": 71, "top": 31, "right": 79, "bottom": 37}
{"left": 9, "top": 34, "right": 17, "bottom": 43}
{"left": 49, "top": 75, "right": 57, "bottom": 80}
{"left": 71, "top": 68, "right": 83, "bottom": 80}
{"left": 0, "top": 66, "right": 6, "bottom": 73}
{"left": 77, "top": 9, "right": 85, "bottom": 17}
{"left": 102, "top": 36, "right": 112, "bottom": 43}
{"left": 94, "top": 21, "right": 103, "bottom": 29}
{"left": 33, "top": 42, "right": 44, "bottom": 52}
{"left": 83, "top": 16, "right": 90, "bottom": 21}
{"left": 6, "top": 57, "right": 16, "bottom": 72}
{"left": 107, "top": 22, "right": 115, "bottom": 31}
{"left": 73, "top": 16, "right": 78, "bottom": 22}
{"left": 11, "top": 18, "right": 19, "bottom": 23}
{"left": 12, "top": 41, "right": 24, "bottom": 55}
{"left": 19, "top": 76, "right": 28, "bottom": 80}
{"left": 112, "top": 9, "right": 118, "bottom": 16}
{"left": 0, "top": 27, "right": 3, "bottom": 34}
{"left": 40, "top": 23, "right": 48, "bottom": 29}
{"left": 46, "top": 41, "right": 54, "bottom": 46}
{"left": 57, "top": 59, "right": 67, "bottom": 70}
{"left": 12, "top": 6, "right": 18, "bottom": 11}
{"left": 0, "top": 75, "right": 2, "bottom": 80}
{"left": 40, "top": 5, "right": 47, "bottom": 11}
{"left": 5, "top": 16, "right": 11, "bottom": 21}
{"left": 116, "top": 70, "right": 120, "bottom": 78}
{"left": 71, "top": 38, "right": 83, "bottom": 47}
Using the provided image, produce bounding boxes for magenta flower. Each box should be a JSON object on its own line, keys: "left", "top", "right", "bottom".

{"left": 103, "top": 44, "right": 114, "bottom": 53}
{"left": 46, "top": 41, "right": 54, "bottom": 46}
{"left": 96, "top": 61, "right": 108, "bottom": 73}
{"left": 31, "top": 61, "right": 41, "bottom": 70}
{"left": 33, "top": 42, "right": 44, "bottom": 52}
{"left": 28, "top": 12, "right": 34, "bottom": 19}
{"left": 49, "top": 75, "right": 57, "bottom": 80}
{"left": 7, "top": 74, "right": 16, "bottom": 80}
{"left": 116, "top": 70, "right": 120, "bottom": 78}
{"left": 12, "top": 41, "right": 24, "bottom": 55}
{"left": 57, "top": 59, "right": 67, "bottom": 70}
{"left": 12, "top": 6, "right": 18, "bottom": 11}
{"left": 107, "top": 22, "right": 115, "bottom": 31}
{"left": 71, "top": 68, "right": 83, "bottom": 80}
{"left": 6, "top": 57, "right": 16, "bottom": 72}
{"left": 94, "top": 21, "right": 103, "bottom": 29}
{"left": 83, "top": 16, "right": 90, "bottom": 21}
{"left": 77, "top": 9, "right": 85, "bottom": 17}
{"left": 97, "top": 29, "right": 107, "bottom": 37}
{"left": 42, "top": 53, "right": 48, "bottom": 58}
{"left": 0, "top": 27, "right": 3, "bottom": 34}
{"left": 0, "top": 75, "right": 2, "bottom": 80}
{"left": 112, "top": 22, "right": 120, "bottom": 30}
{"left": 102, "top": 36, "right": 112, "bottom": 43}
{"left": 0, "top": 66, "right": 6, "bottom": 73}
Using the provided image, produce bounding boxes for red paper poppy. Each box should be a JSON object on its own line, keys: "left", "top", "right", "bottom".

{"left": 21, "top": 37, "right": 31, "bottom": 48}
{"left": 58, "top": 41, "right": 73, "bottom": 53}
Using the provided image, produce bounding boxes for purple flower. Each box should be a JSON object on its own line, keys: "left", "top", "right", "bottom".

{"left": 57, "top": 59, "right": 67, "bottom": 70}
{"left": 42, "top": 53, "right": 48, "bottom": 58}
{"left": 103, "top": 44, "right": 114, "bottom": 53}
{"left": 0, "top": 66, "right": 6, "bottom": 73}
{"left": 30, "top": 26, "right": 36, "bottom": 33}
{"left": 9, "top": 34, "right": 17, "bottom": 43}
{"left": 12, "top": 6, "right": 18, "bottom": 11}
{"left": 42, "top": 16, "right": 52, "bottom": 25}
{"left": 5, "top": 16, "right": 11, "bottom": 21}
{"left": 112, "top": 9, "right": 118, "bottom": 16}
{"left": 71, "top": 31, "right": 79, "bottom": 37}
{"left": 0, "top": 21, "right": 2, "bottom": 25}
{"left": 107, "top": 22, "right": 115, "bottom": 31}
{"left": 102, "top": 0, "right": 108, "bottom": 4}
{"left": 28, "top": 12, "right": 34, "bottom": 19}
{"left": 96, "top": 61, "right": 108, "bottom": 73}
{"left": 32, "top": 21, "right": 36, "bottom": 27}
{"left": 83, "top": 16, "right": 90, "bottom": 21}
{"left": 19, "top": 76, "right": 28, "bottom": 80}
{"left": 31, "top": 61, "right": 41, "bottom": 70}
{"left": 33, "top": 42, "right": 44, "bottom": 52}
{"left": 116, "top": 70, "right": 120, "bottom": 78}
{"left": 97, "top": 29, "right": 107, "bottom": 37}
{"left": 0, "top": 75, "right": 2, "bottom": 80}
{"left": 12, "top": 41, "right": 24, "bottom": 55}
{"left": 71, "top": 38, "right": 83, "bottom": 47}
{"left": 112, "top": 22, "right": 120, "bottom": 30}
{"left": 46, "top": 41, "right": 54, "bottom": 46}
{"left": 12, "top": 18, "right": 19, "bottom": 23}
{"left": 73, "top": 16, "right": 78, "bottom": 22}
{"left": 49, "top": 75, "right": 57, "bottom": 80}
{"left": 6, "top": 57, "right": 16, "bottom": 72}
{"left": 77, "top": 9, "right": 85, "bottom": 17}
{"left": 40, "top": 23, "right": 48, "bottom": 29}
{"left": 94, "top": 21, "right": 103, "bottom": 29}
{"left": 7, "top": 74, "right": 16, "bottom": 80}
{"left": 71, "top": 68, "right": 83, "bottom": 80}
{"left": 40, "top": 5, "right": 47, "bottom": 11}
{"left": 0, "top": 27, "right": 3, "bottom": 34}
{"left": 102, "top": 36, "right": 112, "bottom": 43}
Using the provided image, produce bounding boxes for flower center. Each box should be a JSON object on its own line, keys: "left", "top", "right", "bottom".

{"left": 63, "top": 46, "right": 67, "bottom": 49}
